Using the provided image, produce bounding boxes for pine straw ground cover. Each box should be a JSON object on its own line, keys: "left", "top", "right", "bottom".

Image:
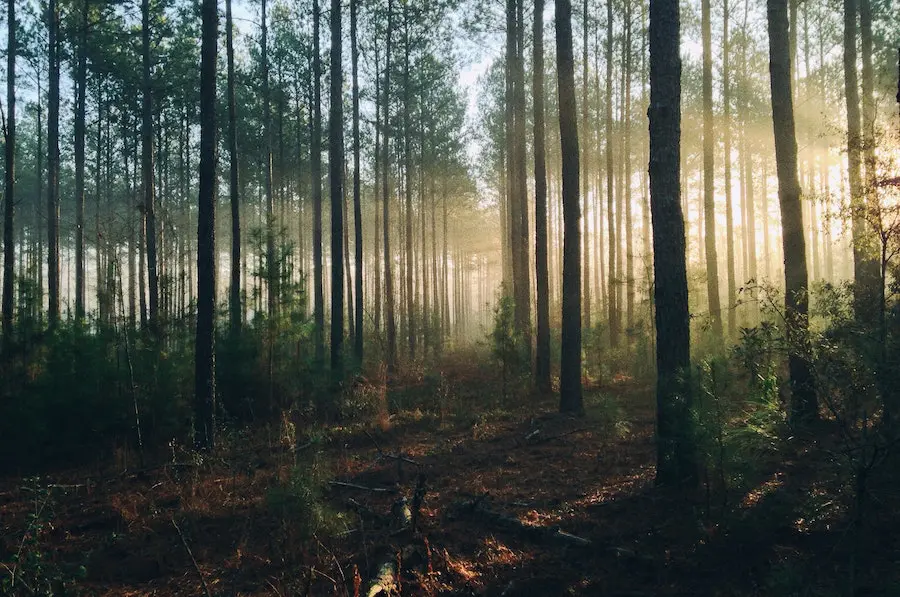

{"left": 2, "top": 371, "right": 900, "bottom": 596}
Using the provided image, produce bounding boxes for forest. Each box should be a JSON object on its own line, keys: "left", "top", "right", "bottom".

{"left": 0, "top": 0, "right": 899, "bottom": 592}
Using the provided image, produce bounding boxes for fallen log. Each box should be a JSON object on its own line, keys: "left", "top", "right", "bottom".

{"left": 365, "top": 548, "right": 399, "bottom": 597}
{"left": 329, "top": 481, "right": 398, "bottom": 494}
{"left": 450, "top": 498, "right": 591, "bottom": 548}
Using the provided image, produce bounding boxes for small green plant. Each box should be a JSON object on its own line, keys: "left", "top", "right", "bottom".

{"left": 267, "top": 453, "right": 342, "bottom": 554}
{"left": 488, "top": 294, "right": 528, "bottom": 404}
{"left": 1, "top": 479, "right": 86, "bottom": 596}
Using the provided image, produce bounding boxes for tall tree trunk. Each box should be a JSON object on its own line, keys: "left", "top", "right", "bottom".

{"left": 383, "top": 0, "right": 398, "bottom": 371}
{"left": 581, "top": 0, "right": 591, "bottom": 330}
{"left": 702, "top": 0, "right": 723, "bottom": 339}
{"left": 624, "top": 0, "right": 634, "bottom": 332}
{"left": 48, "top": 0, "right": 61, "bottom": 327}
{"left": 74, "top": 0, "right": 87, "bottom": 321}
{"left": 843, "top": 0, "right": 877, "bottom": 317}
{"left": 351, "top": 0, "right": 363, "bottom": 363}
{"left": 373, "top": 43, "right": 382, "bottom": 333}
{"left": 534, "top": 0, "right": 551, "bottom": 392}
{"left": 262, "top": 0, "right": 277, "bottom": 320}
{"left": 606, "top": 0, "right": 619, "bottom": 347}
{"left": 723, "top": 0, "right": 737, "bottom": 335}
{"left": 226, "top": 0, "right": 241, "bottom": 333}
{"left": 402, "top": 4, "right": 415, "bottom": 360}
{"left": 142, "top": 0, "right": 159, "bottom": 334}
{"left": 195, "top": 0, "right": 217, "bottom": 449}
{"left": 2, "top": 0, "right": 15, "bottom": 348}
{"left": 330, "top": 0, "right": 346, "bottom": 377}
{"left": 312, "top": 0, "right": 325, "bottom": 363}
{"left": 766, "top": 0, "right": 817, "bottom": 423}
{"left": 649, "top": 0, "right": 696, "bottom": 486}
{"left": 556, "top": 0, "right": 583, "bottom": 414}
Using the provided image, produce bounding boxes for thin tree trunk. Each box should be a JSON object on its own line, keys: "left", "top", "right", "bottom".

{"left": 534, "top": 0, "right": 551, "bottom": 392}
{"left": 142, "top": 0, "right": 159, "bottom": 334}
{"left": 351, "top": 0, "right": 363, "bottom": 362}
{"left": 606, "top": 0, "right": 619, "bottom": 347}
{"left": 383, "top": 0, "right": 398, "bottom": 371}
{"left": 702, "top": 0, "right": 723, "bottom": 339}
{"left": 581, "top": 0, "right": 591, "bottom": 330}
{"left": 226, "top": 0, "right": 241, "bottom": 333}
{"left": 312, "top": 0, "right": 325, "bottom": 363}
{"left": 48, "top": 0, "right": 61, "bottom": 327}
{"left": 723, "top": 0, "right": 737, "bottom": 335}
{"left": 2, "top": 0, "right": 16, "bottom": 348}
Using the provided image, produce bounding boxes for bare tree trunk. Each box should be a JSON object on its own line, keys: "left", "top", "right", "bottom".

{"left": 649, "top": 0, "right": 696, "bottom": 486}
{"left": 195, "top": 0, "right": 217, "bottom": 449}
{"left": 329, "top": 0, "right": 344, "bottom": 378}
{"left": 48, "top": 0, "right": 61, "bottom": 327}
{"left": 723, "top": 0, "right": 737, "bottom": 335}
{"left": 581, "top": 0, "right": 591, "bottom": 330}
{"left": 556, "top": 0, "right": 583, "bottom": 414}
{"left": 767, "top": 0, "right": 817, "bottom": 423}
{"left": 383, "top": 0, "right": 398, "bottom": 371}
{"left": 312, "top": 0, "right": 325, "bottom": 363}
{"left": 2, "top": 0, "right": 16, "bottom": 349}
{"left": 702, "top": 0, "right": 723, "bottom": 340}
{"left": 606, "top": 0, "right": 619, "bottom": 347}
{"left": 534, "top": 0, "right": 551, "bottom": 392}
{"left": 351, "top": 0, "right": 363, "bottom": 362}
{"left": 142, "top": 0, "right": 159, "bottom": 334}
{"left": 226, "top": 0, "right": 241, "bottom": 333}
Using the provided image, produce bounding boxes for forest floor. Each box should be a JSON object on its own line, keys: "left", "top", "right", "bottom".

{"left": 2, "top": 355, "right": 900, "bottom": 596}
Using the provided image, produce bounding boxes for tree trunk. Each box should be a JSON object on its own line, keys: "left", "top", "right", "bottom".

{"left": 74, "top": 0, "right": 87, "bottom": 322}
{"left": 843, "top": 0, "right": 877, "bottom": 317}
{"left": 581, "top": 0, "right": 591, "bottom": 330}
{"left": 142, "top": 0, "right": 159, "bottom": 334}
{"left": 624, "top": 0, "right": 634, "bottom": 332}
{"left": 649, "top": 0, "right": 696, "bottom": 486}
{"left": 766, "top": 0, "right": 817, "bottom": 423}
{"left": 702, "top": 0, "right": 723, "bottom": 340}
{"left": 723, "top": 0, "right": 737, "bottom": 335}
{"left": 2, "top": 0, "right": 15, "bottom": 349}
{"left": 534, "top": 0, "right": 551, "bottom": 393}
{"left": 226, "top": 0, "right": 241, "bottom": 333}
{"left": 555, "top": 0, "right": 583, "bottom": 415}
{"left": 402, "top": 5, "right": 415, "bottom": 360}
{"left": 351, "top": 0, "right": 363, "bottom": 363}
{"left": 606, "top": 0, "right": 618, "bottom": 348}
{"left": 330, "top": 0, "right": 345, "bottom": 378}
{"left": 195, "top": 0, "right": 217, "bottom": 449}
{"left": 48, "top": 0, "right": 61, "bottom": 327}
{"left": 312, "top": 0, "right": 325, "bottom": 363}
{"left": 383, "top": 0, "right": 398, "bottom": 371}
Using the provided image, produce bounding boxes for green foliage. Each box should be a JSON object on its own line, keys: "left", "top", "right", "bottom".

{"left": 488, "top": 293, "right": 528, "bottom": 403}
{"left": 583, "top": 392, "right": 631, "bottom": 439}
{"left": 1, "top": 480, "right": 86, "bottom": 596}
{"left": 266, "top": 453, "right": 343, "bottom": 548}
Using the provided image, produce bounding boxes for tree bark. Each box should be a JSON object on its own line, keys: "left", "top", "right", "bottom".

{"left": 649, "top": 0, "right": 696, "bottom": 486}
{"left": 226, "top": 0, "right": 241, "bottom": 333}
{"left": 2, "top": 0, "right": 15, "bottom": 349}
{"left": 351, "top": 0, "right": 363, "bottom": 363}
{"left": 556, "top": 0, "right": 583, "bottom": 414}
{"left": 142, "top": 0, "right": 159, "bottom": 334}
{"left": 702, "top": 0, "right": 723, "bottom": 340}
{"left": 605, "top": 0, "right": 619, "bottom": 348}
{"left": 312, "top": 0, "right": 325, "bottom": 363}
{"left": 48, "top": 0, "right": 61, "bottom": 328}
{"left": 383, "top": 0, "right": 398, "bottom": 371}
{"left": 74, "top": 0, "right": 87, "bottom": 322}
{"left": 534, "top": 0, "right": 551, "bottom": 393}
{"left": 723, "top": 0, "right": 737, "bottom": 335}
{"left": 767, "top": 0, "right": 817, "bottom": 423}
{"left": 195, "top": 0, "right": 217, "bottom": 449}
